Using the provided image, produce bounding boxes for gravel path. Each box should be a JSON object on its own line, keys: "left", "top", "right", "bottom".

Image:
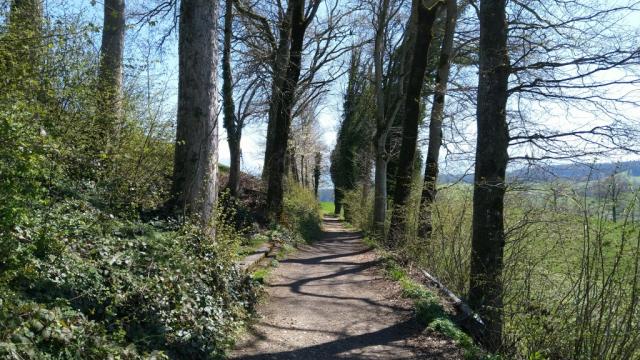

{"left": 230, "top": 217, "right": 461, "bottom": 359}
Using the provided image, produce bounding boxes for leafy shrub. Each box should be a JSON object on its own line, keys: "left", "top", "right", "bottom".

{"left": 282, "top": 182, "right": 322, "bottom": 243}
{"left": 341, "top": 187, "right": 374, "bottom": 232}
{"left": 0, "top": 199, "right": 258, "bottom": 359}
{"left": 0, "top": 8, "right": 260, "bottom": 359}
{"left": 378, "top": 180, "right": 640, "bottom": 359}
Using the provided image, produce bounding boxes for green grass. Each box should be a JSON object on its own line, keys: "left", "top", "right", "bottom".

{"left": 362, "top": 236, "right": 378, "bottom": 249}
{"left": 275, "top": 243, "right": 296, "bottom": 261}
{"left": 382, "top": 258, "right": 492, "bottom": 359}
{"left": 320, "top": 201, "right": 336, "bottom": 215}
{"left": 251, "top": 268, "right": 271, "bottom": 284}
{"left": 238, "top": 233, "right": 270, "bottom": 256}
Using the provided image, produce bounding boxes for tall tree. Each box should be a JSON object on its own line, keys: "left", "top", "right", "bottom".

{"left": 331, "top": 49, "right": 374, "bottom": 221}
{"left": 468, "top": 0, "right": 509, "bottom": 351}
{"left": 313, "top": 152, "right": 321, "bottom": 197}
{"left": 222, "top": 0, "right": 240, "bottom": 196}
{"left": 417, "top": 0, "right": 458, "bottom": 240}
{"left": 98, "top": 0, "right": 125, "bottom": 139}
{"left": 170, "top": 0, "right": 219, "bottom": 233}
{"left": 8, "top": 0, "right": 43, "bottom": 59}
{"left": 372, "top": 0, "right": 392, "bottom": 237}
{"left": 386, "top": 0, "right": 441, "bottom": 248}
{"left": 261, "top": 3, "right": 292, "bottom": 181}
{"left": 371, "top": 0, "right": 418, "bottom": 237}
{"left": 265, "top": 0, "right": 320, "bottom": 220}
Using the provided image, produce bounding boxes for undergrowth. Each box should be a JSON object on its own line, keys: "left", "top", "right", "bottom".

{"left": 383, "top": 259, "right": 496, "bottom": 360}
{"left": 281, "top": 182, "right": 323, "bottom": 243}
{"left": 0, "top": 198, "right": 260, "bottom": 359}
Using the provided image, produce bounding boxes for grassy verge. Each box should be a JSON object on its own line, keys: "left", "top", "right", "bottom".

{"left": 383, "top": 259, "right": 498, "bottom": 360}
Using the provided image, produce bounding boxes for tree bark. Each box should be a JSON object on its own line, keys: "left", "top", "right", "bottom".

{"left": 98, "top": 0, "right": 125, "bottom": 141}
{"left": 265, "top": 0, "right": 307, "bottom": 220}
{"left": 171, "top": 0, "right": 219, "bottom": 234}
{"left": 300, "top": 154, "right": 305, "bottom": 186}
{"left": 222, "top": 0, "right": 241, "bottom": 196}
{"left": 334, "top": 188, "right": 343, "bottom": 215}
{"left": 289, "top": 147, "right": 299, "bottom": 182}
{"left": 314, "top": 152, "right": 321, "bottom": 197}
{"left": 417, "top": 0, "right": 458, "bottom": 240}
{"left": 262, "top": 6, "right": 293, "bottom": 180}
{"left": 228, "top": 135, "right": 241, "bottom": 196}
{"left": 386, "top": 0, "right": 440, "bottom": 249}
{"left": 468, "top": 0, "right": 510, "bottom": 351}
{"left": 372, "top": 0, "right": 391, "bottom": 238}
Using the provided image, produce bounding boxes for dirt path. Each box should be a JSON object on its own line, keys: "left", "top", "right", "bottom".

{"left": 230, "top": 217, "right": 461, "bottom": 359}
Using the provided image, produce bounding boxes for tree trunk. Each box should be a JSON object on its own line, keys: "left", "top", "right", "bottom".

{"left": 222, "top": 0, "right": 241, "bottom": 196}
{"left": 171, "top": 0, "right": 219, "bottom": 234}
{"left": 386, "top": 0, "right": 440, "bottom": 249}
{"left": 314, "top": 152, "right": 321, "bottom": 197}
{"left": 228, "top": 136, "right": 241, "bottom": 195}
{"left": 468, "top": 0, "right": 510, "bottom": 351}
{"left": 98, "top": 0, "right": 125, "bottom": 141}
{"left": 372, "top": 0, "right": 391, "bottom": 237}
{"left": 334, "top": 188, "right": 343, "bottom": 215}
{"left": 417, "top": 0, "right": 458, "bottom": 240}
{"left": 266, "top": 0, "right": 307, "bottom": 220}
{"left": 289, "top": 147, "right": 299, "bottom": 182}
{"left": 300, "top": 154, "right": 307, "bottom": 187}
{"left": 373, "top": 152, "right": 388, "bottom": 233}
{"left": 262, "top": 6, "right": 293, "bottom": 180}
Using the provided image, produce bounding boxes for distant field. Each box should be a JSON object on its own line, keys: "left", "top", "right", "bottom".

{"left": 320, "top": 201, "right": 335, "bottom": 215}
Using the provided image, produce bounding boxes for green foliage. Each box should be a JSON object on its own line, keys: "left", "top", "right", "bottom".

{"left": 0, "top": 9, "right": 257, "bottom": 359}
{"left": 384, "top": 259, "right": 407, "bottom": 281}
{"left": 341, "top": 187, "right": 375, "bottom": 233}
{"left": 282, "top": 182, "right": 322, "bottom": 243}
{"left": 0, "top": 199, "right": 258, "bottom": 359}
{"left": 330, "top": 49, "right": 375, "bottom": 220}
{"left": 380, "top": 180, "right": 640, "bottom": 359}
{"left": 0, "top": 9, "right": 49, "bottom": 253}
{"left": 382, "top": 258, "right": 488, "bottom": 359}
{"left": 415, "top": 298, "right": 446, "bottom": 325}
{"left": 251, "top": 268, "right": 271, "bottom": 284}
{"left": 385, "top": 258, "right": 492, "bottom": 359}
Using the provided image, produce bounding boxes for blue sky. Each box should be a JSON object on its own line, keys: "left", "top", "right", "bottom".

{"left": 50, "top": 0, "right": 640, "bottom": 181}
{"left": 56, "top": 0, "right": 341, "bottom": 179}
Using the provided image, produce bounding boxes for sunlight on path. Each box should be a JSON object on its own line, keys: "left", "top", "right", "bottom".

{"left": 230, "top": 217, "right": 460, "bottom": 359}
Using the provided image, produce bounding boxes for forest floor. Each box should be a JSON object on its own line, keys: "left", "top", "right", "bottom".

{"left": 230, "top": 217, "right": 462, "bottom": 359}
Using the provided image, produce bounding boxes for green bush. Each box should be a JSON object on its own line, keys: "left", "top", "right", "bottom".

{"left": 0, "top": 199, "right": 258, "bottom": 359}
{"left": 0, "top": 8, "right": 260, "bottom": 359}
{"left": 341, "top": 187, "right": 374, "bottom": 232}
{"left": 282, "top": 182, "right": 322, "bottom": 243}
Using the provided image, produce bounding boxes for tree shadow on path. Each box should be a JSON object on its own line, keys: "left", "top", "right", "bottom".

{"left": 232, "top": 218, "right": 453, "bottom": 360}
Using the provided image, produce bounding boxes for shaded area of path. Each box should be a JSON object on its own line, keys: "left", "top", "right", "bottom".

{"left": 231, "top": 217, "right": 461, "bottom": 359}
